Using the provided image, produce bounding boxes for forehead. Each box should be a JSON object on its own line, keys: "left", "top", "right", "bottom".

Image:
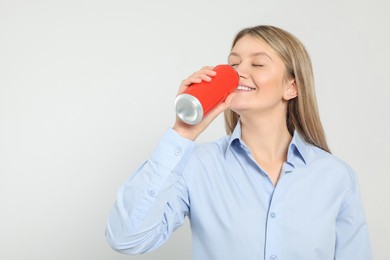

{"left": 230, "top": 35, "right": 277, "bottom": 57}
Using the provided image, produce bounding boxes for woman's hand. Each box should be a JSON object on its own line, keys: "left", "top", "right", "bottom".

{"left": 173, "top": 66, "right": 235, "bottom": 141}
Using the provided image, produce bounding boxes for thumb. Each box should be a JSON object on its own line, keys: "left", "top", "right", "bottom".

{"left": 202, "top": 92, "right": 236, "bottom": 123}
{"left": 224, "top": 92, "right": 236, "bottom": 107}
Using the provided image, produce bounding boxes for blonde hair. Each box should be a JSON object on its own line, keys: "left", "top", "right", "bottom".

{"left": 224, "top": 25, "right": 330, "bottom": 153}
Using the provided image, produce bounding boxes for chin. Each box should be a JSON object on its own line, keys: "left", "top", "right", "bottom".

{"left": 228, "top": 106, "right": 248, "bottom": 115}
{"left": 229, "top": 99, "right": 251, "bottom": 112}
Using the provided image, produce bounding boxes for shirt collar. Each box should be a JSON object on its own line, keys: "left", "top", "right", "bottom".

{"left": 226, "top": 121, "right": 244, "bottom": 154}
{"left": 287, "top": 130, "right": 308, "bottom": 165}
{"left": 226, "top": 121, "right": 309, "bottom": 166}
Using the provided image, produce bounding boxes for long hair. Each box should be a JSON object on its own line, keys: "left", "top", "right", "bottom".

{"left": 224, "top": 25, "right": 330, "bottom": 153}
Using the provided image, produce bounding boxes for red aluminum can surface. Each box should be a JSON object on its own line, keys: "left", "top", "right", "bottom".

{"left": 174, "top": 64, "right": 239, "bottom": 125}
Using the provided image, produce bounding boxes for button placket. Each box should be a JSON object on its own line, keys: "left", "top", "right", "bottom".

{"left": 174, "top": 146, "right": 182, "bottom": 156}
{"left": 265, "top": 184, "right": 283, "bottom": 260}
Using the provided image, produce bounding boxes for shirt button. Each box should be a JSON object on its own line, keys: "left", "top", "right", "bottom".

{"left": 147, "top": 189, "right": 156, "bottom": 197}
{"left": 270, "top": 255, "right": 278, "bottom": 260}
{"left": 174, "top": 149, "right": 181, "bottom": 156}
{"left": 270, "top": 212, "right": 276, "bottom": 218}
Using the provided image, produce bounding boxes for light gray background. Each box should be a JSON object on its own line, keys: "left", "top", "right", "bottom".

{"left": 1, "top": 0, "right": 389, "bottom": 259}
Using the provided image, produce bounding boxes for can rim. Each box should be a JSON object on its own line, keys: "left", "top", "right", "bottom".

{"left": 174, "top": 94, "right": 203, "bottom": 125}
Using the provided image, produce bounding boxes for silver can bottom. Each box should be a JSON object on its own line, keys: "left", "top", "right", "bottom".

{"left": 174, "top": 94, "right": 204, "bottom": 125}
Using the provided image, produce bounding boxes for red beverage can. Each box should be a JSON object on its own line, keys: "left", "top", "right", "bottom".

{"left": 174, "top": 64, "right": 239, "bottom": 125}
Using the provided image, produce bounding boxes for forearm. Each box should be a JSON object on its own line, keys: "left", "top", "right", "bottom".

{"left": 106, "top": 128, "right": 195, "bottom": 254}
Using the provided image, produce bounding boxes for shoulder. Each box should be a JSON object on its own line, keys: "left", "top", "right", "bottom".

{"left": 181, "top": 136, "right": 230, "bottom": 184}
{"left": 306, "top": 144, "right": 358, "bottom": 187}
{"left": 191, "top": 135, "right": 230, "bottom": 160}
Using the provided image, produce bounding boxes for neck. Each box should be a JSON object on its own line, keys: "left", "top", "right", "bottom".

{"left": 240, "top": 113, "right": 292, "bottom": 163}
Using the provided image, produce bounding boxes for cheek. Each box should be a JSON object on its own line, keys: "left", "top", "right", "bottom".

{"left": 254, "top": 73, "right": 285, "bottom": 93}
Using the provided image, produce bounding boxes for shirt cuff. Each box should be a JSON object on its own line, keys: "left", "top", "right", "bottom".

{"left": 150, "top": 128, "right": 195, "bottom": 172}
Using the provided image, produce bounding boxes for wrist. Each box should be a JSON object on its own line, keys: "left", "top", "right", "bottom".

{"left": 172, "top": 123, "right": 199, "bottom": 141}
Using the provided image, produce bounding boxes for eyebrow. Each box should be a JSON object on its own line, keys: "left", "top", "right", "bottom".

{"left": 228, "top": 51, "right": 272, "bottom": 60}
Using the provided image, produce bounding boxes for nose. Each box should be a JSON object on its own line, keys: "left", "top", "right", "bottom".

{"left": 234, "top": 65, "right": 248, "bottom": 79}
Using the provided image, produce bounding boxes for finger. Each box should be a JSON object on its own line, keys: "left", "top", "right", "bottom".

{"left": 177, "top": 66, "right": 217, "bottom": 94}
{"left": 181, "top": 77, "right": 202, "bottom": 87}
{"left": 201, "top": 66, "right": 215, "bottom": 71}
{"left": 224, "top": 92, "right": 236, "bottom": 107}
{"left": 180, "top": 72, "right": 213, "bottom": 88}
{"left": 202, "top": 69, "right": 217, "bottom": 77}
{"left": 198, "top": 74, "right": 213, "bottom": 82}
{"left": 177, "top": 77, "right": 202, "bottom": 94}
{"left": 196, "top": 66, "right": 216, "bottom": 77}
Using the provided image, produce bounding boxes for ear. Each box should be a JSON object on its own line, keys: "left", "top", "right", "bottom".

{"left": 283, "top": 79, "right": 298, "bottom": 101}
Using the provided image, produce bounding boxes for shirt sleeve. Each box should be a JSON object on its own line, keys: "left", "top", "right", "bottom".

{"left": 105, "top": 128, "right": 195, "bottom": 254}
{"left": 334, "top": 167, "right": 373, "bottom": 260}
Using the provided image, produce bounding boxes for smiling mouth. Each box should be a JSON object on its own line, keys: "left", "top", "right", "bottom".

{"left": 237, "top": 85, "right": 256, "bottom": 91}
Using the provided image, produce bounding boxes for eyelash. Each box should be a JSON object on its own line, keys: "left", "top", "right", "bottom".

{"left": 229, "top": 64, "right": 264, "bottom": 67}
{"left": 253, "top": 64, "right": 264, "bottom": 67}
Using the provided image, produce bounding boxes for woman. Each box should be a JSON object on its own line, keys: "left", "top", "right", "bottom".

{"left": 106, "top": 25, "right": 372, "bottom": 259}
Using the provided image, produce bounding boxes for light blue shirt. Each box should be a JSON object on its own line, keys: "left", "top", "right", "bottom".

{"left": 106, "top": 123, "right": 372, "bottom": 260}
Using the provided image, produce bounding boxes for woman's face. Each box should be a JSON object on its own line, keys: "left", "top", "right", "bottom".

{"left": 227, "top": 35, "right": 296, "bottom": 117}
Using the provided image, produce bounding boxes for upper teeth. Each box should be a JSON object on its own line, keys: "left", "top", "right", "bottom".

{"left": 237, "top": 85, "right": 255, "bottom": 91}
